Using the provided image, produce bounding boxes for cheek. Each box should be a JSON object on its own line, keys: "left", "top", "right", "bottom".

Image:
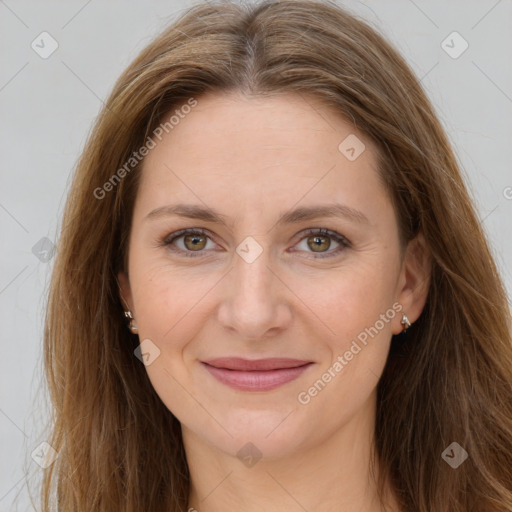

{"left": 294, "top": 273, "right": 397, "bottom": 429}
{"left": 289, "top": 258, "right": 399, "bottom": 411}
{"left": 128, "top": 263, "right": 215, "bottom": 424}
{"left": 133, "top": 272, "right": 208, "bottom": 344}
{"left": 292, "top": 259, "right": 398, "bottom": 346}
{"left": 128, "top": 253, "right": 225, "bottom": 370}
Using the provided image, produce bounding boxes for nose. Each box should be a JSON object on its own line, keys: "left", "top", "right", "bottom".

{"left": 216, "top": 242, "right": 292, "bottom": 341}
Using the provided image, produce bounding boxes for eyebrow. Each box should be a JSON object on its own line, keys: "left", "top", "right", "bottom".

{"left": 145, "top": 202, "right": 369, "bottom": 227}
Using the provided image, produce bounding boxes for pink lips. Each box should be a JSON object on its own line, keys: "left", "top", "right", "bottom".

{"left": 202, "top": 357, "right": 313, "bottom": 391}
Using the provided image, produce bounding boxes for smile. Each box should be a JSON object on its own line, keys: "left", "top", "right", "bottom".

{"left": 201, "top": 358, "right": 314, "bottom": 391}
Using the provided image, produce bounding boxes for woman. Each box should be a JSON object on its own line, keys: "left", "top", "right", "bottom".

{"left": 41, "top": 0, "right": 512, "bottom": 510}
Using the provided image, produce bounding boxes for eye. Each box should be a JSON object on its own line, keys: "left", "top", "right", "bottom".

{"left": 292, "top": 228, "right": 350, "bottom": 259}
{"left": 163, "top": 228, "right": 217, "bottom": 257}
{"left": 162, "top": 227, "right": 350, "bottom": 259}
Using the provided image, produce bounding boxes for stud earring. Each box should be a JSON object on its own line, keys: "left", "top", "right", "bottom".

{"left": 124, "top": 310, "right": 138, "bottom": 334}
{"left": 400, "top": 313, "right": 411, "bottom": 332}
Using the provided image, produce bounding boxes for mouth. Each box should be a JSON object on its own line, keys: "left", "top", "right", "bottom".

{"left": 201, "top": 357, "right": 314, "bottom": 391}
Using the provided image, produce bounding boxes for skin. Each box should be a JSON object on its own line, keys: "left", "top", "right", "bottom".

{"left": 118, "top": 91, "right": 431, "bottom": 512}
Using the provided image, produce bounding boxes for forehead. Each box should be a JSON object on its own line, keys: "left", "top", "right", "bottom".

{"left": 133, "top": 91, "right": 389, "bottom": 227}
{"left": 143, "top": 90, "right": 375, "bottom": 171}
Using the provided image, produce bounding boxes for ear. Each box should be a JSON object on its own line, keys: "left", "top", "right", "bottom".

{"left": 117, "top": 270, "right": 135, "bottom": 314}
{"left": 392, "top": 230, "right": 431, "bottom": 335}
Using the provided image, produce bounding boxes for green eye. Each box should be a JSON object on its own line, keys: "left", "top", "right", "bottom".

{"left": 163, "top": 228, "right": 350, "bottom": 259}
{"left": 163, "top": 228, "right": 213, "bottom": 257}
{"left": 293, "top": 228, "right": 350, "bottom": 259}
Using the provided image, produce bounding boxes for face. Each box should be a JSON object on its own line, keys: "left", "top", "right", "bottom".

{"left": 118, "top": 91, "right": 429, "bottom": 460}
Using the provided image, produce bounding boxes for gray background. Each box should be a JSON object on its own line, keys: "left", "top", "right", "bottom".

{"left": 1, "top": 0, "right": 511, "bottom": 509}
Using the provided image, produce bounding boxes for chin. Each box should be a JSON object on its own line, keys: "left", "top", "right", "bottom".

{"left": 198, "top": 409, "right": 310, "bottom": 461}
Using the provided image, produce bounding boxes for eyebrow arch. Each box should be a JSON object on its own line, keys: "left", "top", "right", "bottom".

{"left": 145, "top": 202, "right": 369, "bottom": 227}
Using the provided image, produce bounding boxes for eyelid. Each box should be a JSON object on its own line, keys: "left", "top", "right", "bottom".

{"left": 162, "top": 227, "right": 351, "bottom": 259}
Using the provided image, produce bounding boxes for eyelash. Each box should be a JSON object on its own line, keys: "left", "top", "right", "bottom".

{"left": 161, "top": 228, "right": 351, "bottom": 259}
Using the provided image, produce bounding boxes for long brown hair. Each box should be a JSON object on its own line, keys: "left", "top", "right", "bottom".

{"left": 39, "top": 1, "right": 512, "bottom": 510}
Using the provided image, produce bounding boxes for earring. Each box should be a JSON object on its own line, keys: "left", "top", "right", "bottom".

{"left": 400, "top": 313, "right": 411, "bottom": 332}
{"left": 124, "top": 310, "right": 138, "bottom": 334}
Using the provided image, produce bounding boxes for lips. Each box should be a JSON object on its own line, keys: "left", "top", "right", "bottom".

{"left": 203, "top": 357, "right": 311, "bottom": 371}
{"left": 201, "top": 357, "right": 313, "bottom": 391}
